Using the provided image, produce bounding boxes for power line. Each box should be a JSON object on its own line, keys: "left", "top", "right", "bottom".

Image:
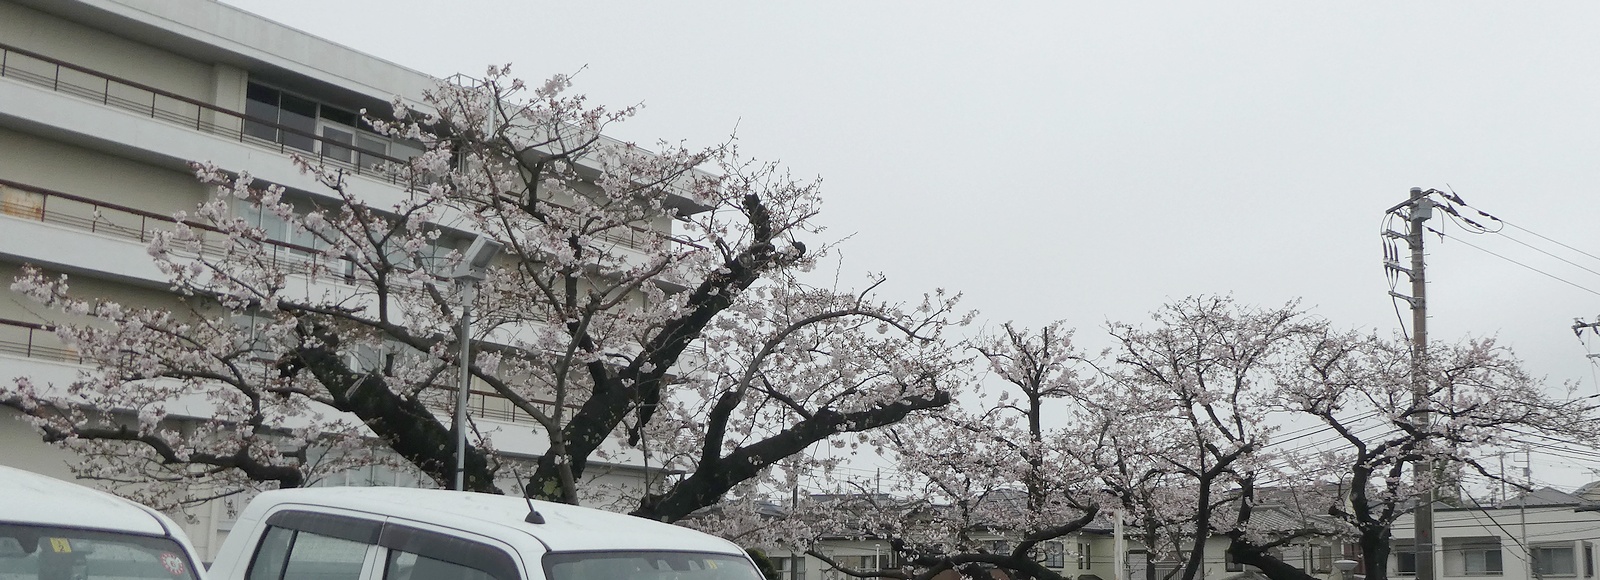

{"left": 1499, "top": 219, "right": 1600, "bottom": 266}
{"left": 1426, "top": 226, "right": 1600, "bottom": 299}
{"left": 1489, "top": 229, "right": 1600, "bottom": 280}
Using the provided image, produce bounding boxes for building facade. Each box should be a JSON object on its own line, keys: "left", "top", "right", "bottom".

{"left": 0, "top": 0, "right": 670, "bottom": 560}
{"left": 1391, "top": 489, "right": 1600, "bottom": 580}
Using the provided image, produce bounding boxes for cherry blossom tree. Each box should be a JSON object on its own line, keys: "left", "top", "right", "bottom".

{"left": 1098, "top": 296, "right": 1328, "bottom": 580}
{"left": 690, "top": 298, "right": 1596, "bottom": 580}
{"left": 3, "top": 66, "right": 970, "bottom": 520}
{"left": 1274, "top": 330, "right": 1600, "bottom": 580}
{"left": 759, "top": 321, "right": 1109, "bottom": 580}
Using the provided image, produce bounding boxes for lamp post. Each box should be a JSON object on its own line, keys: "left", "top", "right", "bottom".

{"left": 1334, "top": 559, "right": 1359, "bottom": 580}
{"left": 451, "top": 234, "right": 502, "bottom": 491}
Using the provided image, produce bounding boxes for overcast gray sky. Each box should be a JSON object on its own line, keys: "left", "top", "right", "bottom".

{"left": 220, "top": 1, "right": 1600, "bottom": 485}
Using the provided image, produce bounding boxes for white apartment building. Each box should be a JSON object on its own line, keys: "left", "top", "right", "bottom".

{"left": 1391, "top": 488, "right": 1600, "bottom": 580}
{"left": 0, "top": 0, "right": 677, "bottom": 560}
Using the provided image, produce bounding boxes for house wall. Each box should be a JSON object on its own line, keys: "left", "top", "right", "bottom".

{"left": 1393, "top": 506, "right": 1600, "bottom": 580}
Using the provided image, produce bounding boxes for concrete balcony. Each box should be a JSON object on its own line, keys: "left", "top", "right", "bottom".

{"left": 0, "top": 40, "right": 691, "bottom": 259}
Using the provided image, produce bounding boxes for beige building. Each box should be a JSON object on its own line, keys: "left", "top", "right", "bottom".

{"left": 0, "top": 0, "right": 673, "bottom": 561}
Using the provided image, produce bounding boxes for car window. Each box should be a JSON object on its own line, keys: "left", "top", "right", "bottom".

{"left": 544, "top": 552, "right": 763, "bottom": 580}
{"left": 384, "top": 550, "right": 495, "bottom": 580}
{"left": 247, "top": 526, "right": 295, "bottom": 580}
{"left": 245, "top": 526, "right": 369, "bottom": 580}
{"left": 245, "top": 511, "right": 519, "bottom": 580}
{"left": 281, "top": 531, "right": 368, "bottom": 580}
{"left": 248, "top": 510, "right": 390, "bottom": 580}
{"left": 0, "top": 523, "right": 200, "bottom": 580}
{"left": 376, "top": 523, "right": 517, "bottom": 580}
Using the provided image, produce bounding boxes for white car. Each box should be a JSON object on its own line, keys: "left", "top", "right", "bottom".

{"left": 207, "top": 487, "right": 763, "bottom": 580}
{"left": 0, "top": 465, "right": 205, "bottom": 580}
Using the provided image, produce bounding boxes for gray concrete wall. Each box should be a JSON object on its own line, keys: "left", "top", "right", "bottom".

{"left": 0, "top": 125, "right": 210, "bottom": 216}
{"left": 0, "top": 1, "right": 214, "bottom": 103}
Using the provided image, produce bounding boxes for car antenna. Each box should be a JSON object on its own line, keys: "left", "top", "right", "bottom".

{"left": 510, "top": 468, "right": 546, "bottom": 524}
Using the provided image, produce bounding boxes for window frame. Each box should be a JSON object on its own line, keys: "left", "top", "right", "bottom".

{"left": 1394, "top": 542, "right": 1417, "bottom": 576}
{"left": 244, "top": 80, "right": 424, "bottom": 167}
{"left": 774, "top": 555, "right": 807, "bottom": 580}
{"left": 1042, "top": 541, "right": 1065, "bottom": 569}
{"left": 247, "top": 509, "right": 523, "bottom": 580}
{"left": 1533, "top": 544, "right": 1579, "bottom": 578}
{"left": 1445, "top": 539, "right": 1503, "bottom": 577}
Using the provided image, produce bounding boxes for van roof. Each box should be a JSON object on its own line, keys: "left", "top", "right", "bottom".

{"left": 249, "top": 487, "right": 745, "bottom": 554}
{"left": 0, "top": 466, "right": 169, "bottom": 536}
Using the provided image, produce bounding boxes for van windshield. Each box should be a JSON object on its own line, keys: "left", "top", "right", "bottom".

{"left": 545, "top": 551, "right": 764, "bottom": 580}
{"left": 0, "top": 523, "right": 199, "bottom": 580}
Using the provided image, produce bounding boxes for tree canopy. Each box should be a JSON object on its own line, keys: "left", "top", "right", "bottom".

{"left": 3, "top": 66, "right": 970, "bottom": 522}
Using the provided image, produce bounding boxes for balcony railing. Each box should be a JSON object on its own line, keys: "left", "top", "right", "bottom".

{"left": 0, "top": 41, "right": 410, "bottom": 183}
{"left": 0, "top": 42, "right": 680, "bottom": 253}
{"left": 425, "top": 384, "right": 564, "bottom": 425}
{"left": 0, "top": 178, "right": 355, "bottom": 280}
{"left": 0, "top": 318, "right": 78, "bottom": 363}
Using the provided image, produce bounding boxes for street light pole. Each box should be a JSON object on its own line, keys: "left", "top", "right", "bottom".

{"left": 451, "top": 235, "right": 503, "bottom": 491}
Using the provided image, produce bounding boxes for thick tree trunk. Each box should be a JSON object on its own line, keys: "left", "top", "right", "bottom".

{"left": 1359, "top": 526, "right": 1391, "bottom": 580}
{"left": 632, "top": 392, "right": 949, "bottom": 522}
{"left": 293, "top": 331, "right": 500, "bottom": 493}
{"left": 1228, "top": 539, "right": 1321, "bottom": 580}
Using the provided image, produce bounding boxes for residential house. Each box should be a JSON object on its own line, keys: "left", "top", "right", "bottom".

{"left": 1391, "top": 487, "right": 1600, "bottom": 580}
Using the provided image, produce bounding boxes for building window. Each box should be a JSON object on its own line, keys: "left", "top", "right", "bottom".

{"left": 823, "top": 555, "right": 888, "bottom": 580}
{"left": 1041, "top": 542, "right": 1065, "bottom": 569}
{"left": 1464, "top": 549, "right": 1504, "bottom": 576}
{"left": 775, "top": 556, "right": 806, "bottom": 580}
{"left": 1311, "top": 544, "right": 1334, "bottom": 574}
{"left": 242, "top": 81, "right": 419, "bottom": 168}
{"left": 1395, "top": 542, "right": 1417, "bottom": 576}
{"left": 1078, "top": 542, "right": 1094, "bottom": 570}
{"left": 245, "top": 82, "right": 318, "bottom": 153}
{"left": 1443, "top": 538, "right": 1503, "bottom": 577}
{"left": 985, "top": 540, "right": 1011, "bottom": 556}
{"left": 1585, "top": 543, "right": 1594, "bottom": 578}
{"left": 1533, "top": 545, "right": 1577, "bottom": 577}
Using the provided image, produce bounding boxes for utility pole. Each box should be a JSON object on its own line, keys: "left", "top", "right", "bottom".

{"left": 1576, "top": 318, "right": 1600, "bottom": 364}
{"left": 1115, "top": 508, "right": 1127, "bottom": 580}
{"left": 1386, "top": 187, "right": 1435, "bottom": 580}
{"left": 1521, "top": 448, "right": 1534, "bottom": 580}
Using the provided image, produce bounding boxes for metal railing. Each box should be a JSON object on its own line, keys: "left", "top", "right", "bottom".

{"left": 0, "top": 318, "right": 78, "bottom": 363}
{"left": 0, "top": 178, "right": 356, "bottom": 280}
{"left": 0, "top": 41, "right": 409, "bottom": 184}
{"left": 0, "top": 41, "right": 673, "bottom": 253}
{"left": 425, "top": 385, "right": 565, "bottom": 425}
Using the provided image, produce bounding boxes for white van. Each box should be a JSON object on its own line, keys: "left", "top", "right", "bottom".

{"left": 0, "top": 465, "right": 206, "bottom": 580}
{"left": 206, "top": 487, "right": 764, "bottom": 580}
